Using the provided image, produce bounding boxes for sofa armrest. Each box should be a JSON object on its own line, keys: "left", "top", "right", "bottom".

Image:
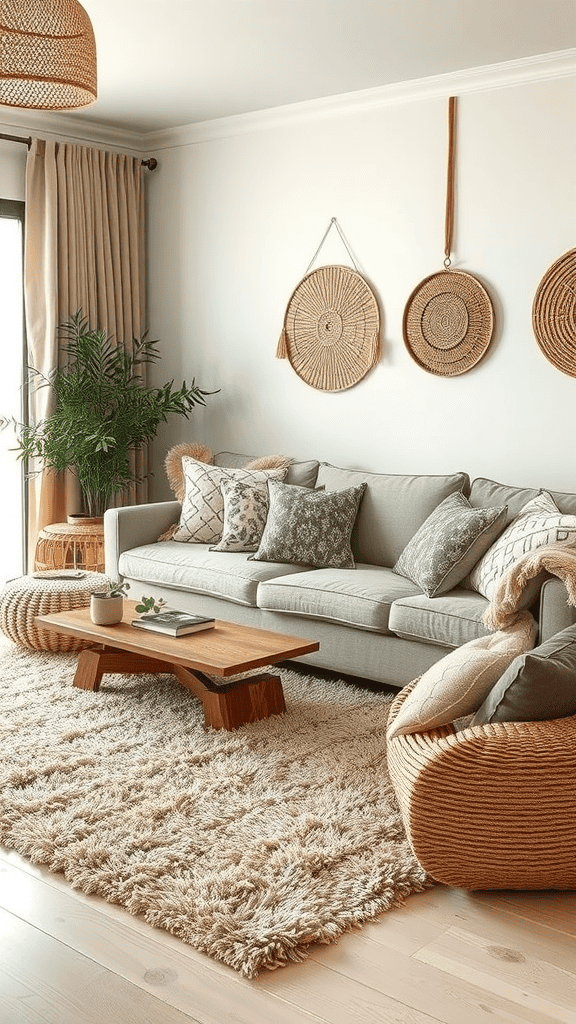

{"left": 538, "top": 577, "right": 576, "bottom": 643}
{"left": 104, "top": 501, "right": 181, "bottom": 580}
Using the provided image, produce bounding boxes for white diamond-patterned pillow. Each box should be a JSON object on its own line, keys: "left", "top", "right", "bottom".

{"left": 172, "top": 457, "right": 287, "bottom": 544}
{"left": 468, "top": 491, "right": 576, "bottom": 600}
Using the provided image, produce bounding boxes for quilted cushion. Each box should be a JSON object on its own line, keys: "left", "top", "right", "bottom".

{"left": 172, "top": 457, "right": 287, "bottom": 544}
{"left": 387, "top": 612, "right": 537, "bottom": 737}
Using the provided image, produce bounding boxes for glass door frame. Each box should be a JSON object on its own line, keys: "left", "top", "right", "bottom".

{"left": 0, "top": 198, "right": 27, "bottom": 574}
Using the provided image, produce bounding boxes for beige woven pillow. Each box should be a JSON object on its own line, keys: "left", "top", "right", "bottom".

{"left": 387, "top": 612, "right": 537, "bottom": 738}
{"left": 172, "top": 457, "right": 288, "bottom": 545}
{"left": 159, "top": 447, "right": 292, "bottom": 542}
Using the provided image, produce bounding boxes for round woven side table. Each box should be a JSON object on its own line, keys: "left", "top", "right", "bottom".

{"left": 0, "top": 572, "right": 110, "bottom": 652}
{"left": 34, "top": 518, "right": 105, "bottom": 573}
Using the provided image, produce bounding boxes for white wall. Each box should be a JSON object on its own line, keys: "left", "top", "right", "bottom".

{"left": 0, "top": 138, "right": 27, "bottom": 200}
{"left": 147, "top": 69, "right": 576, "bottom": 501}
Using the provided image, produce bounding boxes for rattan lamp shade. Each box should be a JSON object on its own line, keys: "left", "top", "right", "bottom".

{"left": 0, "top": 0, "right": 97, "bottom": 110}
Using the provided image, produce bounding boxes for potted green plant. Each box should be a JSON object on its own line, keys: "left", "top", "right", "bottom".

{"left": 90, "top": 579, "right": 131, "bottom": 625}
{"left": 4, "top": 311, "right": 217, "bottom": 518}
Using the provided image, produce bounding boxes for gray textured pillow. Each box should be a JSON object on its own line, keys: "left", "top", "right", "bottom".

{"left": 251, "top": 479, "right": 366, "bottom": 569}
{"left": 393, "top": 491, "right": 508, "bottom": 598}
{"left": 472, "top": 623, "right": 576, "bottom": 725}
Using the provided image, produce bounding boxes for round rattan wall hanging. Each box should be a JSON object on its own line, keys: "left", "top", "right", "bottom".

{"left": 276, "top": 219, "right": 381, "bottom": 391}
{"left": 532, "top": 249, "right": 576, "bottom": 377}
{"left": 403, "top": 97, "right": 495, "bottom": 376}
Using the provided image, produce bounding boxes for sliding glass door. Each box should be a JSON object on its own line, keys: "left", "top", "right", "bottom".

{"left": 0, "top": 199, "right": 26, "bottom": 583}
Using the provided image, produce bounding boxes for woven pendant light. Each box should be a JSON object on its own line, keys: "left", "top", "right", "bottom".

{"left": 532, "top": 249, "right": 576, "bottom": 377}
{"left": 0, "top": 0, "right": 97, "bottom": 110}
{"left": 403, "top": 97, "right": 494, "bottom": 376}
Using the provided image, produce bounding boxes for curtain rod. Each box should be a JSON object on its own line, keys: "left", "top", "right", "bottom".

{"left": 0, "top": 131, "right": 157, "bottom": 169}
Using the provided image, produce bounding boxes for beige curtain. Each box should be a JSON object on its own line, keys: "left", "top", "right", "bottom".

{"left": 24, "top": 138, "right": 147, "bottom": 567}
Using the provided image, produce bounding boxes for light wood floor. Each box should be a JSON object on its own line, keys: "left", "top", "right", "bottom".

{"left": 1, "top": 845, "right": 575, "bottom": 1024}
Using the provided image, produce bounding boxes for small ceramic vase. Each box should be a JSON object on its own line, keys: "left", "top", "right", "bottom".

{"left": 90, "top": 592, "right": 123, "bottom": 625}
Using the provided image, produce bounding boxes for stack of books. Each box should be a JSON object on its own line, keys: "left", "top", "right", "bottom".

{"left": 131, "top": 610, "right": 216, "bottom": 637}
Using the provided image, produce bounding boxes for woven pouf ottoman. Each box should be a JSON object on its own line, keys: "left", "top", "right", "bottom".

{"left": 0, "top": 572, "right": 110, "bottom": 652}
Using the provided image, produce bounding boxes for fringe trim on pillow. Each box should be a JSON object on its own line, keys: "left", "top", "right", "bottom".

{"left": 158, "top": 522, "right": 179, "bottom": 542}
{"left": 245, "top": 455, "right": 293, "bottom": 472}
{"left": 159, "top": 442, "right": 213, "bottom": 541}
{"left": 164, "top": 442, "right": 213, "bottom": 503}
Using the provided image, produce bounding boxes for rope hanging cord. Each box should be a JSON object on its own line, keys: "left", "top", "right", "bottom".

{"left": 444, "top": 95, "right": 456, "bottom": 269}
{"left": 303, "top": 217, "right": 362, "bottom": 275}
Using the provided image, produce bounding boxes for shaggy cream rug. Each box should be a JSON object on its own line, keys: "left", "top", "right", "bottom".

{"left": 0, "top": 645, "right": 429, "bottom": 977}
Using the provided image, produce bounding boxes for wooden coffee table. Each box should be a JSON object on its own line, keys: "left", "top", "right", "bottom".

{"left": 35, "top": 601, "right": 319, "bottom": 731}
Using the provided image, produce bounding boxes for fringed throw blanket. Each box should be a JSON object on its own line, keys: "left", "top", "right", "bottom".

{"left": 484, "top": 541, "right": 576, "bottom": 630}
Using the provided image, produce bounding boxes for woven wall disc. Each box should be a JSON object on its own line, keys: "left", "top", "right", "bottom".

{"left": 403, "top": 269, "right": 494, "bottom": 376}
{"left": 532, "top": 249, "right": 576, "bottom": 377}
{"left": 282, "top": 265, "right": 380, "bottom": 391}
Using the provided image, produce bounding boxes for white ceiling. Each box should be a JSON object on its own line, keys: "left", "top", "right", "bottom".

{"left": 21, "top": 0, "right": 576, "bottom": 134}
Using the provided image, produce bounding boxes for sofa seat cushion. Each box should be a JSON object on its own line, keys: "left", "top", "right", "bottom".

{"left": 389, "top": 588, "right": 491, "bottom": 648}
{"left": 257, "top": 565, "right": 422, "bottom": 633}
{"left": 118, "top": 542, "right": 309, "bottom": 607}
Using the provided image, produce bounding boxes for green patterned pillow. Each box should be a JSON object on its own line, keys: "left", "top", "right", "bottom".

{"left": 210, "top": 478, "right": 270, "bottom": 552}
{"left": 251, "top": 479, "right": 366, "bottom": 569}
{"left": 393, "top": 491, "right": 507, "bottom": 597}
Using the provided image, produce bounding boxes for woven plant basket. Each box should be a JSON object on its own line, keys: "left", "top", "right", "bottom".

{"left": 532, "top": 249, "right": 576, "bottom": 377}
{"left": 403, "top": 269, "right": 494, "bottom": 376}
{"left": 278, "top": 265, "right": 380, "bottom": 392}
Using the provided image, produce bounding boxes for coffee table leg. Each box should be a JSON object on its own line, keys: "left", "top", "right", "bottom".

{"left": 73, "top": 646, "right": 170, "bottom": 691}
{"left": 72, "top": 646, "right": 287, "bottom": 730}
{"left": 73, "top": 649, "right": 105, "bottom": 691}
{"left": 172, "top": 665, "right": 286, "bottom": 730}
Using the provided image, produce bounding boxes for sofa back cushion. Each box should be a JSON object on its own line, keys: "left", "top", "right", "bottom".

{"left": 315, "top": 464, "right": 469, "bottom": 567}
{"left": 469, "top": 478, "right": 576, "bottom": 520}
{"left": 468, "top": 477, "right": 539, "bottom": 526}
{"left": 214, "top": 451, "right": 319, "bottom": 489}
{"left": 548, "top": 488, "right": 576, "bottom": 517}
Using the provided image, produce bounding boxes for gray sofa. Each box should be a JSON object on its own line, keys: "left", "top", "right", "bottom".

{"left": 104, "top": 452, "right": 576, "bottom": 688}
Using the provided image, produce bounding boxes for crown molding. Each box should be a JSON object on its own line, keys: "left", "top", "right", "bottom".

{"left": 145, "top": 48, "right": 576, "bottom": 151}
{"left": 0, "top": 106, "right": 146, "bottom": 155}
{"left": 2, "top": 48, "right": 573, "bottom": 158}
